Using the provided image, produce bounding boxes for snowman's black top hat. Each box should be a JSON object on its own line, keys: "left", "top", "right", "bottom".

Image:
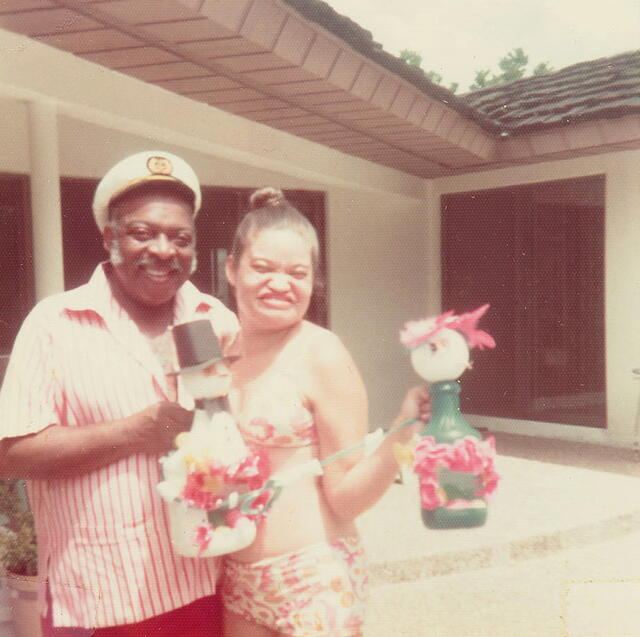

{"left": 172, "top": 319, "right": 223, "bottom": 371}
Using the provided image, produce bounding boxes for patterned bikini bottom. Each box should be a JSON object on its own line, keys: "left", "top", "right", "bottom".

{"left": 222, "top": 536, "right": 369, "bottom": 637}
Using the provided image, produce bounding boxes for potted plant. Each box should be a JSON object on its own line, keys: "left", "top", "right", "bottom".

{"left": 0, "top": 479, "right": 41, "bottom": 637}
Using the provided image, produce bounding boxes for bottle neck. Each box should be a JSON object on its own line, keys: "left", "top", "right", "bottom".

{"left": 422, "top": 380, "right": 480, "bottom": 443}
{"left": 430, "top": 381, "right": 462, "bottom": 417}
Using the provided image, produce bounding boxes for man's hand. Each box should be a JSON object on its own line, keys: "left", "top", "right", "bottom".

{"left": 0, "top": 403, "right": 195, "bottom": 480}
{"left": 132, "top": 402, "right": 194, "bottom": 454}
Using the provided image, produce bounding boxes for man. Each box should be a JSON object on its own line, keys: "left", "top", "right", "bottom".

{"left": 0, "top": 150, "right": 238, "bottom": 635}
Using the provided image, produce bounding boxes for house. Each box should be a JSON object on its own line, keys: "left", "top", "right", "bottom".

{"left": 1, "top": 0, "right": 639, "bottom": 447}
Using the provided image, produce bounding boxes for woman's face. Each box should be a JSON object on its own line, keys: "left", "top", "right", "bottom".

{"left": 227, "top": 228, "right": 313, "bottom": 331}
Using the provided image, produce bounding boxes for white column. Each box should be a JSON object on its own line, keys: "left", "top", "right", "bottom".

{"left": 28, "top": 100, "right": 64, "bottom": 301}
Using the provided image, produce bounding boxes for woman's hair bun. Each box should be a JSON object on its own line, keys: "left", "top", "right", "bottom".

{"left": 249, "top": 187, "right": 286, "bottom": 210}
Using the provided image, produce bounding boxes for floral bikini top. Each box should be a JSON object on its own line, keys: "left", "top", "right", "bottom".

{"left": 232, "top": 374, "right": 319, "bottom": 448}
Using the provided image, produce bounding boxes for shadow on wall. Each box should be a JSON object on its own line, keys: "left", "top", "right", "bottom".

{"left": 0, "top": 356, "right": 8, "bottom": 386}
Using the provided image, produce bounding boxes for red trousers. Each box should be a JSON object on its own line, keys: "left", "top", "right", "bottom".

{"left": 41, "top": 589, "right": 223, "bottom": 637}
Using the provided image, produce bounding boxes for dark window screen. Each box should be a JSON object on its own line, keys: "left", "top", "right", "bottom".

{"left": 441, "top": 175, "right": 605, "bottom": 428}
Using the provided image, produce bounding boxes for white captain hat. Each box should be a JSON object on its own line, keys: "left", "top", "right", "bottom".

{"left": 92, "top": 150, "right": 202, "bottom": 231}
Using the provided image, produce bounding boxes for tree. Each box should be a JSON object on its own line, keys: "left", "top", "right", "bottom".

{"left": 469, "top": 48, "right": 553, "bottom": 90}
{"left": 400, "top": 49, "right": 423, "bottom": 69}
{"left": 470, "top": 69, "right": 493, "bottom": 90}
{"left": 498, "top": 47, "right": 529, "bottom": 82}
{"left": 401, "top": 47, "right": 552, "bottom": 93}
{"left": 400, "top": 49, "right": 459, "bottom": 93}
{"left": 533, "top": 61, "right": 553, "bottom": 76}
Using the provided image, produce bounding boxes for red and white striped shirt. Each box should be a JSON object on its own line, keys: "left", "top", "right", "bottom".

{"left": 0, "top": 264, "right": 238, "bottom": 628}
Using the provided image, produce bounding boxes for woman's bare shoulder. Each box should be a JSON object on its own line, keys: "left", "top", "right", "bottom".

{"left": 300, "top": 321, "right": 356, "bottom": 375}
{"left": 302, "top": 321, "right": 345, "bottom": 352}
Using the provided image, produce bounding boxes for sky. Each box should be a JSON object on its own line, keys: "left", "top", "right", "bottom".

{"left": 324, "top": 0, "right": 639, "bottom": 91}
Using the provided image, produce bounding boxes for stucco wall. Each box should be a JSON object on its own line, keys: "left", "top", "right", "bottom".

{"left": 434, "top": 148, "right": 640, "bottom": 445}
{"left": 2, "top": 26, "right": 639, "bottom": 442}
{"left": 0, "top": 27, "right": 433, "bottom": 426}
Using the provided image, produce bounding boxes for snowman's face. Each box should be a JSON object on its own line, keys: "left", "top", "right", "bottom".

{"left": 181, "top": 361, "right": 232, "bottom": 400}
{"left": 410, "top": 327, "right": 470, "bottom": 382}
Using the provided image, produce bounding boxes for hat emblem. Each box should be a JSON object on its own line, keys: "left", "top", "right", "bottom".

{"left": 147, "top": 155, "right": 173, "bottom": 176}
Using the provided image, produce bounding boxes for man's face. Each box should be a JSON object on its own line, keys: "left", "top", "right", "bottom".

{"left": 103, "top": 190, "right": 195, "bottom": 307}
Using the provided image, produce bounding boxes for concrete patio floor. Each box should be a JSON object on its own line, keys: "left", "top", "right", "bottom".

{"left": 2, "top": 433, "right": 640, "bottom": 637}
{"left": 360, "top": 433, "right": 640, "bottom": 637}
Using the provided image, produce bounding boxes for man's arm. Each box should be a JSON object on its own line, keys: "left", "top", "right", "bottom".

{"left": 0, "top": 401, "right": 193, "bottom": 480}
{"left": 0, "top": 304, "right": 187, "bottom": 480}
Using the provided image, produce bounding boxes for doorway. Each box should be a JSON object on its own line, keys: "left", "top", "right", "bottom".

{"left": 441, "top": 175, "right": 606, "bottom": 428}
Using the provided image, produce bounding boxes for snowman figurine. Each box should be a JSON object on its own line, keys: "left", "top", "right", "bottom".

{"left": 400, "top": 304, "right": 500, "bottom": 529}
{"left": 157, "top": 319, "right": 267, "bottom": 557}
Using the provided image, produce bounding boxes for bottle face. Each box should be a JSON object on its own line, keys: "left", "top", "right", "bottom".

{"left": 410, "top": 328, "right": 470, "bottom": 382}
{"left": 182, "top": 363, "right": 232, "bottom": 400}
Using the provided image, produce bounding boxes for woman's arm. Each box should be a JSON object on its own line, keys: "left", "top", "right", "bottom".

{"left": 308, "top": 331, "right": 428, "bottom": 520}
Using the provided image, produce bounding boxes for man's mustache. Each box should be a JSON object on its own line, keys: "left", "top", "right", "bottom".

{"left": 135, "top": 254, "right": 183, "bottom": 272}
{"left": 110, "top": 239, "right": 197, "bottom": 274}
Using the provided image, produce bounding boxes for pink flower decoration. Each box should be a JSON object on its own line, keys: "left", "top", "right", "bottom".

{"left": 399, "top": 312, "right": 454, "bottom": 349}
{"left": 224, "top": 508, "right": 244, "bottom": 528}
{"left": 419, "top": 481, "right": 443, "bottom": 510}
{"left": 413, "top": 435, "right": 500, "bottom": 510}
{"left": 182, "top": 467, "right": 226, "bottom": 511}
{"left": 231, "top": 449, "right": 270, "bottom": 491}
{"left": 400, "top": 304, "right": 496, "bottom": 351}
{"left": 247, "top": 417, "right": 275, "bottom": 443}
{"left": 181, "top": 449, "right": 270, "bottom": 511}
{"left": 250, "top": 488, "right": 274, "bottom": 514}
{"left": 238, "top": 487, "right": 277, "bottom": 522}
{"left": 195, "top": 524, "right": 213, "bottom": 556}
{"left": 451, "top": 304, "right": 496, "bottom": 350}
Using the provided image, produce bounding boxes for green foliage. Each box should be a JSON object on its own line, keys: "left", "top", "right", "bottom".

{"left": 400, "top": 48, "right": 459, "bottom": 93}
{"left": 469, "top": 48, "right": 553, "bottom": 90}
{"left": 425, "top": 69, "right": 443, "bottom": 84}
{"left": 498, "top": 47, "right": 529, "bottom": 82}
{"left": 400, "top": 47, "right": 553, "bottom": 93}
{"left": 0, "top": 480, "right": 37, "bottom": 576}
{"left": 533, "top": 61, "right": 553, "bottom": 76}
{"left": 470, "top": 69, "right": 494, "bottom": 90}
{"left": 400, "top": 48, "right": 423, "bottom": 68}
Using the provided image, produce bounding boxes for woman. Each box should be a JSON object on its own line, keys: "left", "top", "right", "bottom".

{"left": 222, "top": 188, "right": 429, "bottom": 637}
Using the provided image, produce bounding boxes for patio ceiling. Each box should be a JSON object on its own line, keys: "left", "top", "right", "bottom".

{"left": 1, "top": 1, "right": 638, "bottom": 177}
{"left": 0, "top": 0, "right": 499, "bottom": 178}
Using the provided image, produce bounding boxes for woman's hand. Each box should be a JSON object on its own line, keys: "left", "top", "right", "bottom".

{"left": 392, "top": 385, "right": 431, "bottom": 443}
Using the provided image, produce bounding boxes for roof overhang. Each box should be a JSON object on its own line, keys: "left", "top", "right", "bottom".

{"left": 1, "top": 0, "right": 638, "bottom": 178}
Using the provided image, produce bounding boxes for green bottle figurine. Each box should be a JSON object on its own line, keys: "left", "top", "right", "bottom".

{"left": 400, "top": 305, "right": 500, "bottom": 529}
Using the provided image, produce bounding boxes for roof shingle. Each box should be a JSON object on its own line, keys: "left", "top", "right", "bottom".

{"left": 462, "top": 50, "right": 640, "bottom": 135}
{"left": 282, "top": 1, "right": 639, "bottom": 136}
